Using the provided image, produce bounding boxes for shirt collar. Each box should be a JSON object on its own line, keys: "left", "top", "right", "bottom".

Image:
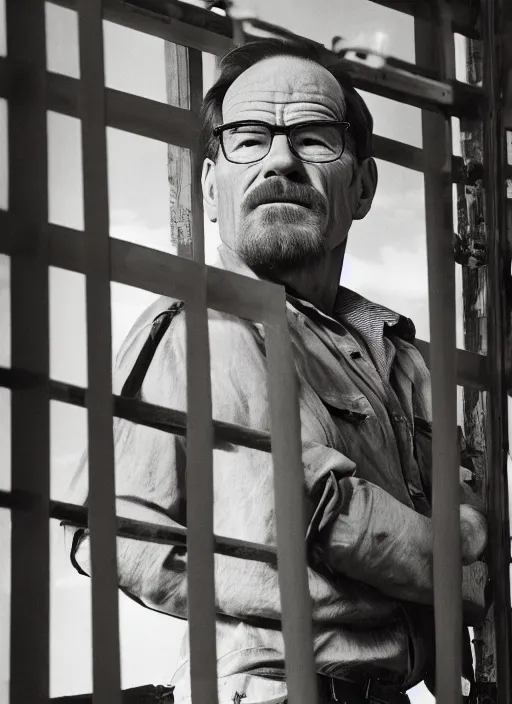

{"left": 335, "top": 286, "right": 416, "bottom": 343}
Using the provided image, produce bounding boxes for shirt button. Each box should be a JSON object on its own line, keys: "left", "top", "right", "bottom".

{"left": 393, "top": 413, "right": 405, "bottom": 422}
{"left": 350, "top": 350, "right": 362, "bottom": 359}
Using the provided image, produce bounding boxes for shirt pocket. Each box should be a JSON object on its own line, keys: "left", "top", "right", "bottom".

{"left": 413, "top": 417, "right": 433, "bottom": 503}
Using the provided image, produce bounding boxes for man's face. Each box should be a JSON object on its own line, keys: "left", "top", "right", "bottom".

{"left": 202, "top": 55, "right": 366, "bottom": 274}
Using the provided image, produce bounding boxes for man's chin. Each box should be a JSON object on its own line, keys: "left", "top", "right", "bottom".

{"left": 237, "top": 220, "right": 326, "bottom": 274}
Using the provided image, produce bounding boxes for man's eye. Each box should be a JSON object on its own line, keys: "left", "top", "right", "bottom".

{"left": 301, "top": 137, "right": 327, "bottom": 147}
{"left": 238, "top": 138, "right": 263, "bottom": 147}
{"left": 230, "top": 133, "right": 267, "bottom": 150}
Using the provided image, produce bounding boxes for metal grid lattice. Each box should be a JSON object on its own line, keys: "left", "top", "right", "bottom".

{"left": 1, "top": 1, "right": 510, "bottom": 704}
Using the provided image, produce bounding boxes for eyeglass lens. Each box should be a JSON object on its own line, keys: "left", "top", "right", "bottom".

{"left": 221, "top": 123, "right": 345, "bottom": 163}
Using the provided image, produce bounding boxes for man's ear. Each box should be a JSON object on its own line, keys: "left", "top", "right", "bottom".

{"left": 353, "top": 157, "right": 378, "bottom": 221}
{"left": 202, "top": 158, "right": 218, "bottom": 223}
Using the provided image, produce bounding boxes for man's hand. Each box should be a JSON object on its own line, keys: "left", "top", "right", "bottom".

{"left": 321, "top": 478, "right": 489, "bottom": 606}
{"left": 460, "top": 504, "right": 488, "bottom": 566}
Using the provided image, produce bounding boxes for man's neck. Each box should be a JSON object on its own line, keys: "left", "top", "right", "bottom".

{"left": 271, "top": 249, "right": 344, "bottom": 317}
{"left": 216, "top": 242, "right": 345, "bottom": 317}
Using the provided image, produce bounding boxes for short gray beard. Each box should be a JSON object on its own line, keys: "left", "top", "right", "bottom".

{"left": 236, "top": 204, "right": 328, "bottom": 276}
{"left": 226, "top": 177, "right": 329, "bottom": 276}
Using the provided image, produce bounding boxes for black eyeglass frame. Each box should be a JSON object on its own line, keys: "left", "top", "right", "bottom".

{"left": 213, "top": 120, "right": 351, "bottom": 164}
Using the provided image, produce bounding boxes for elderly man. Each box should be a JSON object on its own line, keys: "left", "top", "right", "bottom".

{"left": 67, "top": 39, "right": 488, "bottom": 704}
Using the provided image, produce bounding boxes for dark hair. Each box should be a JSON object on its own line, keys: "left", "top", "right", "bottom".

{"left": 199, "top": 38, "right": 374, "bottom": 164}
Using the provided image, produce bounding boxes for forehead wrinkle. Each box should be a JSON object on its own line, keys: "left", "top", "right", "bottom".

{"left": 223, "top": 56, "right": 347, "bottom": 122}
{"left": 223, "top": 91, "right": 345, "bottom": 122}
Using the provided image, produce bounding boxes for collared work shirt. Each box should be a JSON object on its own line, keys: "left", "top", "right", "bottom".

{"left": 67, "top": 246, "right": 486, "bottom": 704}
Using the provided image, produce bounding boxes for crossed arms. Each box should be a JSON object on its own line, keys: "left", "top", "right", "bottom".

{"left": 67, "top": 303, "right": 488, "bottom": 627}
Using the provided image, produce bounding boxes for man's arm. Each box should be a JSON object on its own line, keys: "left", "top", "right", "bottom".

{"left": 317, "top": 472, "right": 487, "bottom": 614}
{"left": 65, "top": 303, "right": 486, "bottom": 626}
{"left": 65, "top": 303, "right": 401, "bottom": 628}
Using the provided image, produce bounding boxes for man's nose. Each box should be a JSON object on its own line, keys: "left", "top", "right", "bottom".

{"left": 261, "top": 134, "right": 304, "bottom": 179}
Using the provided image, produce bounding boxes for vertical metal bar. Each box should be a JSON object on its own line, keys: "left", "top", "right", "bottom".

{"left": 6, "top": 2, "right": 50, "bottom": 703}
{"left": 481, "top": 1, "right": 512, "bottom": 701}
{"left": 414, "top": 6, "right": 462, "bottom": 704}
{"left": 186, "top": 40, "right": 216, "bottom": 695}
{"left": 185, "top": 265, "right": 217, "bottom": 704}
{"left": 77, "top": 2, "right": 121, "bottom": 703}
{"left": 264, "top": 307, "right": 317, "bottom": 704}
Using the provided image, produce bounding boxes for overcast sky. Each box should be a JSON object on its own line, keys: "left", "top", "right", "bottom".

{"left": 0, "top": 1, "right": 479, "bottom": 701}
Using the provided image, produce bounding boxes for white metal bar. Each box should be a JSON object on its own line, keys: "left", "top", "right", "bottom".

{"left": 264, "top": 308, "right": 318, "bottom": 704}
{"left": 6, "top": 1, "right": 50, "bottom": 703}
{"left": 77, "top": 1, "right": 121, "bottom": 702}
{"left": 415, "top": 8, "right": 462, "bottom": 704}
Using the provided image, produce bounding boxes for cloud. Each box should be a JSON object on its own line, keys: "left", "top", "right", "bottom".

{"left": 342, "top": 245, "right": 428, "bottom": 302}
{"left": 110, "top": 208, "right": 175, "bottom": 255}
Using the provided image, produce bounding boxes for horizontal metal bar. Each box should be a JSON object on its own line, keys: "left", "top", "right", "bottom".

{"left": 372, "top": 135, "right": 466, "bottom": 180}
{"left": 0, "top": 366, "right": 272, "bottom": 452}
{"left": 50, "top": 0, "right": 234, "bottom": 56}
{"left": 0, "top": 211, "right": 489, "bottom": 390}
{"left": 369, "top": 0, "right": 480, "bottom": 39}
{"left": 52, "top": 0, "right": 480, "bottom": 48}
{"left": 0, "top": 57, "right": 492, "bottom": 178}
{"left": 0, "top": 490, "right": 278, "bottom": 565}
{"left": 415, "top": 338, "right": 488, "bottom": 391}
{"left": 0, "top": 57, "right": 200, "bottom": 149}
{"left": 331, "top": 55, "right": 482, "bottom": 117}
{"left": 0, "top": 210, "right": 285, "bottom": 323}
{"left": 0, "top": 339, "right": 488, "bottom": 442}
{"left": 44, "top": 1, "right": 482, "bottom": 117}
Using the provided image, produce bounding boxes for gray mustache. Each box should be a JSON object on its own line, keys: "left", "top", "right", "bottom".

{"left": 243, "top": 179, "right": 327, "bottom": 213}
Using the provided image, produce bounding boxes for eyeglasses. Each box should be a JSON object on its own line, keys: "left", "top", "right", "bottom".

{"left": 213, "top": 120, "right": 351, "bottom": 165}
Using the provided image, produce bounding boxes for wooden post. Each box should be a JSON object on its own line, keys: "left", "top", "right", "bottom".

{"left": 165, "top": 42, "right": 194, "bottom": 258}
{"left": 456, "top": 35, "right": 498, "bottom": 694}
{"left": 165, "top": 41, "right": 203, "bottom": 261}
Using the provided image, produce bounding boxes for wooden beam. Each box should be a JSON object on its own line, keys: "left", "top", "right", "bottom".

{"left": 457, "top": 31, "right": 498, "bottom": 694}
{"left": 415, "top": 7, "right": 463, "bottom": 703}
{"left": 369, "top": 0, "right": 480, "bottom": 38}
{"left": 481, "top": 0, "right": 512, "bottom": 700}
{"left": 165, "top": 42, "right": 193, "bottom": 256}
